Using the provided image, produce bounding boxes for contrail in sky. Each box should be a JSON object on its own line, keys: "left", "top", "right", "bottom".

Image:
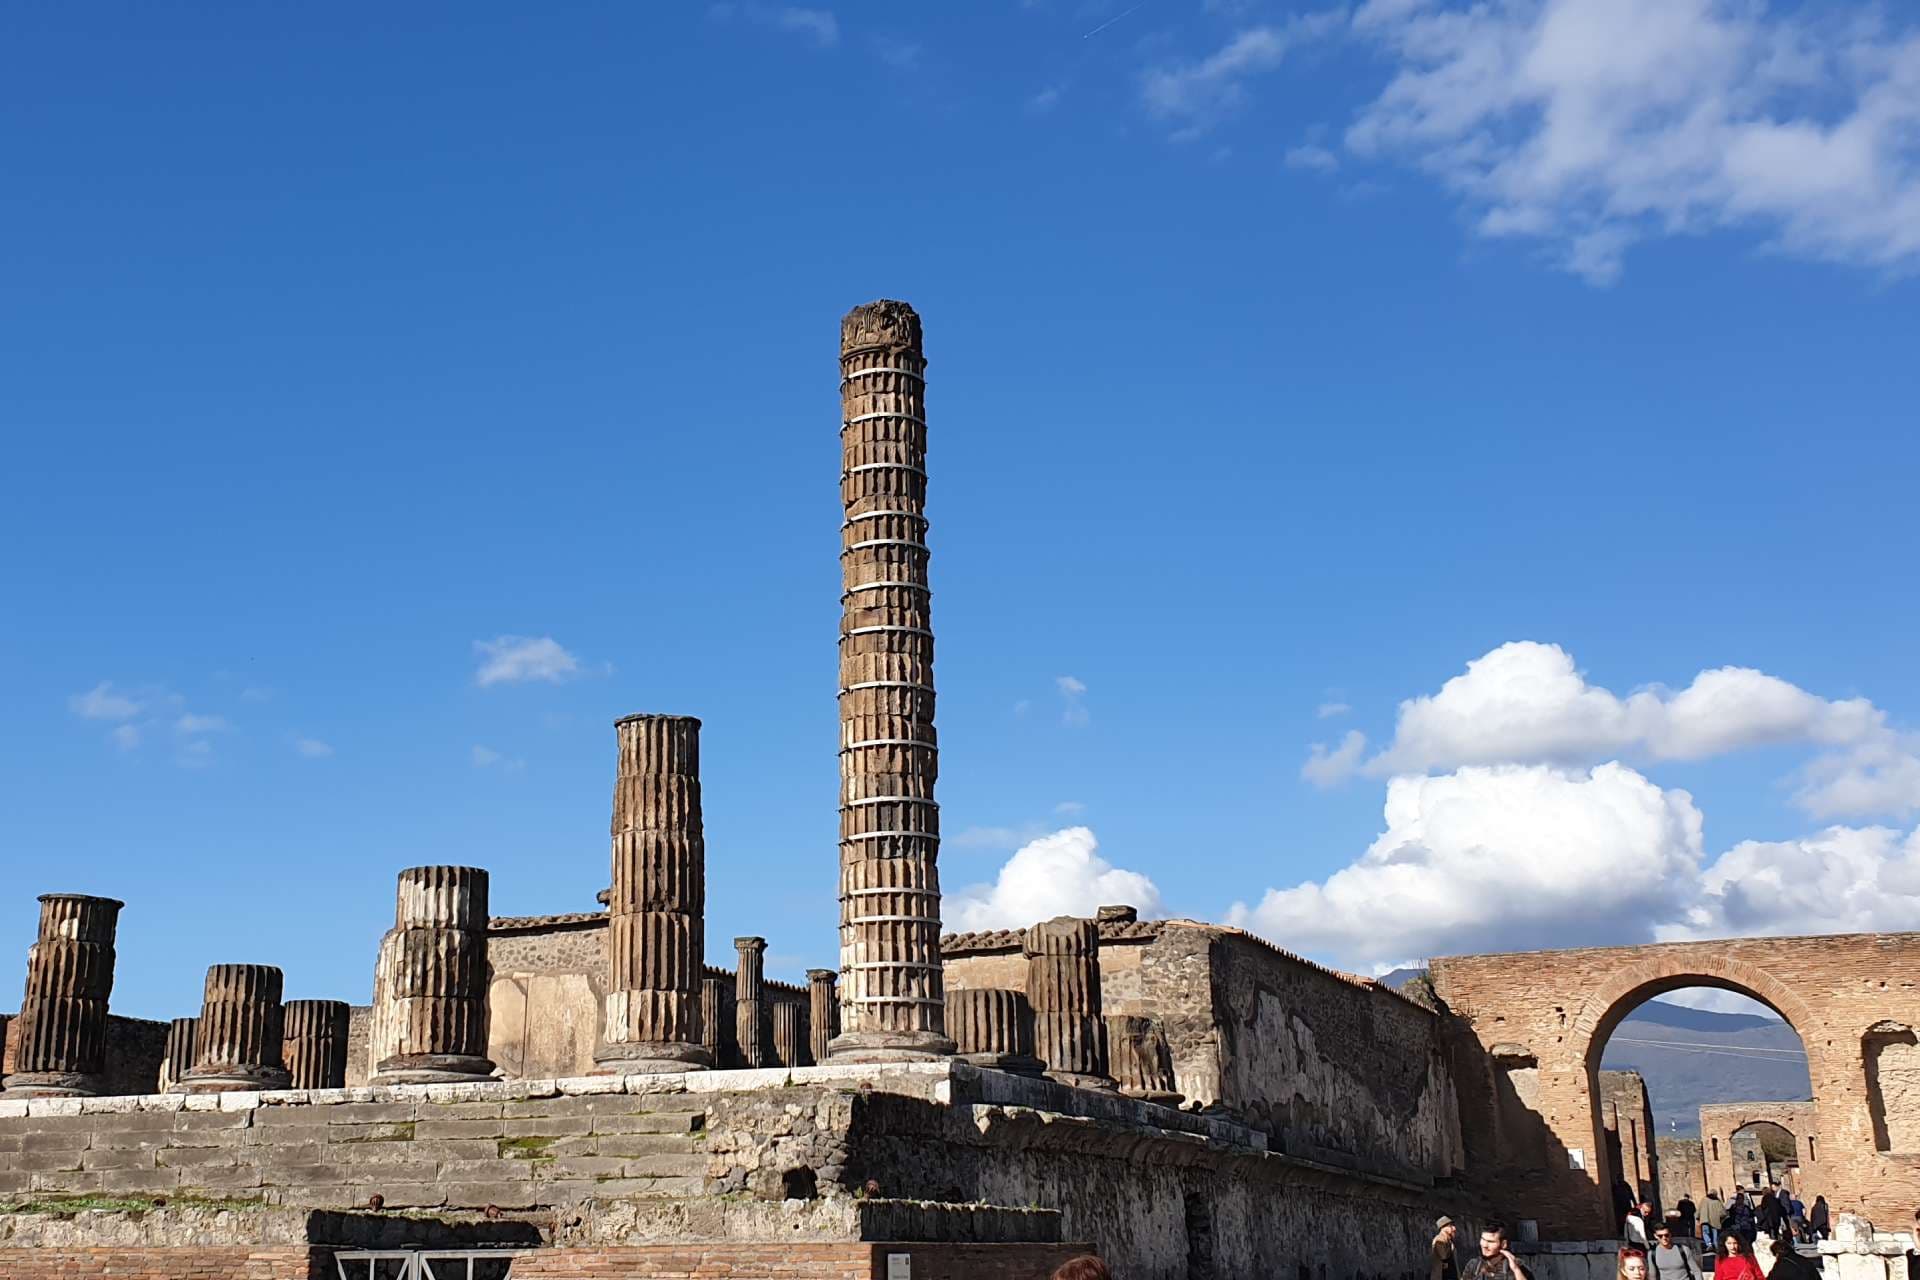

{"left": 1083, "top": 0, "right": 1152, "bottom": 39}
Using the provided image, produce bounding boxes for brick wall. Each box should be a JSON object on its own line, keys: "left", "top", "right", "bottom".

{"left": 0, "top": 1247, "right": 319, "bottom": 1279}
{"left": 507, "top": 1242, "right": 1088, "bottom": 1278}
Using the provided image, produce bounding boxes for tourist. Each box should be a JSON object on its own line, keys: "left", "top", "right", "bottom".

{"left": 1703, "top": 1190, "right": 1726, "bottom": 1252}
{"left": 1619, "top": 1247, "right": 1649, "bottom": 1280}
{"left": 1728, "top": 1191, "right": 1757, "bottom": 1246}
{"left": 1051, "top": 1257, "right": 1112, "bottom": 1280}
{"left": 1807, "top": 1196, "right": 1829, "bottom": 1242}
{"left": 1676, "top": 1195, "right": 1698, "bottom": 1241}
{"left": 1460, "top": 1224, "right": 1532, "bottom": 1280}
{"left": 1626, "top": 1201, "right": 1651, "bottom": 1248}
{"left": 1650, "top": 1224, "right": 1702, "bottom": 1280}
{"left": 1714, "top": 1230, "right": 1765, "bottom": 1280}
{"left": 1768, "top": 1235, "right": 1819, "bottom": 1280}
{"left": 1433, "top": 1216, "right": 1461, "bottom": 1280}
{"left": 1758, "top": 1187, "right": 1786, "bottom": 1242}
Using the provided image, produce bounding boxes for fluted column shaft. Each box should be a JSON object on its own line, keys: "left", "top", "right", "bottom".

{"left": 283, "top": 999, "right": 350, "bottom": 1090}
{"left": 370, "top": 866, "right": 494, "bottom": 1084}
{"left": 1106, "top": 1013, "right": 1181, "bottom": 1105}
{"left": 734, "top": 936, "right": 767, "bottom": 1068}
{"left": 3, "top": 894, "right": 122, "bottom": 1097}
{"left": 807, "top": 969, "right": 838, "bottom": 1066}
{"left": 948, "top": 986, "right": 1044, "bottom": 1077}
{"left": 700, "top": 976, "right": 735, "bottom": 1068}
{"left": 832, "top": 300, "right": 953, "bottom": 1062}
{"left": 599, "top": 715, "right": 710, "bottom": 1072}
{"left": 772, "top": 1000, "right": 805, "bottom": 1068}
{"left": 157, "top": 1017, "right": 197, "bottom": 1094}
{"left": 1025, "top": 916, "right": 1114, "bottom": 1090}
{"left": 178, "top": 964, "right": 289, "bottom": 1093}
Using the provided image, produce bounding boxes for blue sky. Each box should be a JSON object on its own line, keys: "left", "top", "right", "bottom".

{"left": 4, "top": 2, "right": 1917, "bottom": 1022}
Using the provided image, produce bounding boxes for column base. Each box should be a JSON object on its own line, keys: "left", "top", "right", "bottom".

{"left": 960, "top": 1051, "right": 1046, "bottom": 1078}
{"left": 371, "top": 1053, "right": 497, "bottom": 1085}
{"left": 0, "top": 1071, "right": 101, "bottom": 1098}
{"left": 1045, "top": 1069, "right": 1119, "bottom": 1092}
{"left": 1121, "top": 1088, "right": 1186, "bottom": 1108}
{"left": 827, "top": 1029, "right": 956, "bottom": 1062}
{"left": 173, "top": 1066, "right": 293, "bottom": 1094}
{"left": 595, "top": 1041, "right": 714, "bottom": 1074}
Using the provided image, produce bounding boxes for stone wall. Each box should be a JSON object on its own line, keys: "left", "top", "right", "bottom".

{"left": 944, "top": 918, "right": 1465, "bottom": 1185}
{"left": 1430, "top": 931, "right": 1920, "bottom": 1237}
{"left": 1700, "top": 1101, "right": 1817, "bottom": 1198}
{"left": 1599, "top": 1070, "right": 1656, "bottom": 1202}
{"left": 3, "top": 1011, "right": 169, "bottom": 1097}
{"left": 1655, "top": 1137, "right": 1707, "bottom": 1212}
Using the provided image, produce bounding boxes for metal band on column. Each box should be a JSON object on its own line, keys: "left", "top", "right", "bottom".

{"left": 369, "top": 866, "right": 494, "bottom": 1084}
{"left": 598, "top": 714, "right": 712, "bottom": 1073}
{"left": 178, "top": 964, "right": 290, "bottom": 1093}
{"left": 832, "top": 300, "right": 953, "bottom": 1062}
{"left": 283, "top": 999, "right": 350, "bottom": 1090}
{"left": 2, "top": 894, "right": 122, "bottom": 1097}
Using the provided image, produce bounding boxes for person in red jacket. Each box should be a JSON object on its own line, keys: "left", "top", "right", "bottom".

{"left": 1714, "top": 1226, "right": 1765, "bottom": 1280}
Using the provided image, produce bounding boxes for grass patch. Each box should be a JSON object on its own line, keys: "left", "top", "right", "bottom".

{"left": 0, "top": 1193, "right": 268, "bottom": 1217}
{"left": 498, "top": 1135, "right": 557, "bottom": 1160}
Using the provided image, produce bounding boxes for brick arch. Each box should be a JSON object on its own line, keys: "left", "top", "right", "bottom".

{"left": 1700, "top": 1102, "right": 1817, "bottom": 1198}
{"left": 1563, "top": 955, "right": 1814, "bottom": 1075}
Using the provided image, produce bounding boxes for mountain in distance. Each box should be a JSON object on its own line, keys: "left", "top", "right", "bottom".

{"left": 1378, "top": 969, "right": 1810, "bottom": 1136}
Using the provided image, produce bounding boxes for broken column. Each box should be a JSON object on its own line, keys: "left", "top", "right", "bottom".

{"left": 178, "top": 964, "right": 290, "bottom": 1092}
{"left": 369, "top": 865, "right": 494, "bottom": 1084}
{"left": 807, "top": 968, "right": 837, "bottom": 1065}
{"left": 833, "top": 300, "right": 953, "bottom": 1061}
{"left": 2, "top": 894, "right": 122, "bottom": 1097}
{"left": 734, "top": 936, "right": 767, "bottom": 1068}
{"left": 772, "top": 999, "right": 805, "bottom": 1068}
{"left": 1107, "top": 1014, "right": 1182, "bottom": 1105}
{"left": 282, "top": 999, "right": 350, "bottom": 1090}
{"left": 157, "top": 1017, "right": 197, "bottom": 1094}
{"left": 948, "top": 987, "right": 1043, "bottom": 1077}
{"left": 598, "top": 714, "right": 711, "bottom": 1073}
{"left": 1025, "top": 916, "right": 1115, "bottom": 1090}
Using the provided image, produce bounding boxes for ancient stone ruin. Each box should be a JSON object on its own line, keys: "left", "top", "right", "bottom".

{"left": 4, "top": 301, "right": 1917, "bottom": 1280}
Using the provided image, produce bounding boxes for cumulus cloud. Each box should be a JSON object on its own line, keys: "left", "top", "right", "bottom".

{"left": 474, "top": 635, "right": 581, "bottom": 687}
{"left": 1301, "top": 642, "right": 1919, "bottom": 820}
{"left": 109, "top": 724, "right": 141, "bottom": 751}
{"left": 1234, "top": 762, "right": 1706, "bottom": 970}
{"left": 948, "top": 827, "right": 1163, "bottom": 932}
{"left": 1676, "top": 823, "right": 1920, "bottom": 939}
{"left": 1286, "top": 143, "right": 1340, "bottom": 171}
{"left": 1344, "top": 0, "right": 1920, "bottom": 283}
{"left": 1143, "top": 14, "right": 1344, "bottom": 132}
{"left": 1056, "top": 675, "right": 1090, "bottom": 727}
{"left": 1316, "top": 700, "right": 1352, "bottom": 719}
{"left": 70, "top": 682, "right": 141, "bottom": 720}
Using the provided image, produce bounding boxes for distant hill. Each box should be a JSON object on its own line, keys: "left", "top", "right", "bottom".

{"left": 1380, "top": 970, "right": 1809, "bottom": 1135}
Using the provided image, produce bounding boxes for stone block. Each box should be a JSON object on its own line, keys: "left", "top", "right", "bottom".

{"left": 502, "top": 1116, "right": 595, "bottom": 1138}
{"left": 502, "top": 1095, "right": 617, "bottom": 1119}
{"left": 16, "top": 1131, "right": 89, "bottom": 1152}
{"left": 434, "top": 1158, "right": 536, "bottom": 1182}
{"left": 621, "top": 1153, "right": 708, "bottom": 1177}
{"left": 157, "top": 1146, "right": 240, "bottom": 1169}
{"left": 178, "top": 1164, "right": 265, "bottom": 1191}
{"left": 325, "top": 1102, "right": 416, "bottom": 1124}
{"left": 327, "top": 1121, "right": 416, "bottom": 1144}
{"left": 419, "top": 1100, "right": 505, "bottom": 1119}
{"left": 29, "top": 1170, "right": 102, "bottom": 1193}
{"left": 594, "top": 1134, "right": 698, "bottom": 1158}
{"left": 439, "top": 1181, "right": 540, "bottom": 1209}
{"left": 578, "top": 1175, "right": 704, "bottom": 1197}
{"left": 13, "top": 1149, "right": 84, "bottom": 1172}
{"left": 356, "top": 1181, "right": 446, "bottom": 1208}
{"left": 536, "top": 1155, "right": 628, "bottom": 1179}
{"left": 592, "top": 1111, "right": 703, "bottom": 1135}
{"left": 80, "top": 1147, "right": 156, "bottom": 1171}
{"left": 413, "top": 1117, "right": 504, "bottom": 1139}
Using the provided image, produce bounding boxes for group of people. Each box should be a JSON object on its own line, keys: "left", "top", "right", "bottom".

{"left": 1616, "top": 1183, "right": 1833, "bottom": 1280}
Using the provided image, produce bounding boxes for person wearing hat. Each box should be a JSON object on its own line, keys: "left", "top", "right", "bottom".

{"left": 1433, "top": 1216, "right": 1460, "bottom": 1280}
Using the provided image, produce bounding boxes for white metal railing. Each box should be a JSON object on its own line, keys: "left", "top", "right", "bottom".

{"left": 333, "top": 1250, "right": 522, "bottom": 1280}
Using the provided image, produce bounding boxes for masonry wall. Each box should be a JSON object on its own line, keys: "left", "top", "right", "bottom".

{"left": 1655, "top": 1137, "right": 1707, "bottom": 1213}
{"left": 3, "top": 1011, "right": 169, "bottom": 1097}
{"left": 1430, "top": 932, "right": 1920, "bottom": 1238}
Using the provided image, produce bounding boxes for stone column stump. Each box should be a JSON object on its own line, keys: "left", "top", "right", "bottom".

{"left": 700, "top": 975, "right": 734, "bottom": 1068}
{"left": 2, "top": 893, "right": 123, "bottom": 1097}
{"left": 807, "top": 968, "right": 838, "bottom": 1066}
{"left": 1025, "top": 916, "right": 1115, "bottom": 1091}
{"left": 948, "top": 987, "right": 1044, "bottom": 1077}
{"left": 772, "top": 999, "right": 806, "bottom": 1068}
{"left": 157, "top": 1017, "right": 197, "bottom": 1094}
{"left": 1106, "top": 1014, "right": 1182, "bottom": 1106}
{"left": 283, "top": 999, "right": 350, "bottom": 1090}
{"left": 178, "top": 964, "right": 290, "bottom": 1093}
{"left": 370, "top": 865, "right": 494, "bottom": 1084}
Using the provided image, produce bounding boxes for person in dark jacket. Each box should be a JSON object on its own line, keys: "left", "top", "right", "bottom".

{"left": 1757, "top": 1188, "right": 1786, "bottom": 1239}
{"left": 1808, "top": 1196, "right": 1830, "bottom": 1241}
{"left": 1769, "top": 1235, "right": 1819, "bottom": 1280}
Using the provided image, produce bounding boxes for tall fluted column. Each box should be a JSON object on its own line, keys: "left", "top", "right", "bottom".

{"left": 1025, "top": 916, "right": 1114, "bottom": 1091}
{"left": 772, "top": 1000, "right": 805, "bottom": 1068}
{"left": 2, "top": 894, "right": 122, "bottom": 1097}
{"left": 700, "top": 975, "right": 734, "bottom": 1068}
{"left": 948, "top": 987, "right": 1044, "bottom": 1077}
{"left": 178, "top": 965, "right": 289, "bottom": 1092}
{"left": 369, "top": 866, "right": 494, "bottom": 1084}
{"left": 833, "top": 300, "right": 953, "bottom": 1061}
{"left": 807, "top": 969, "right": 838, "bottom": 1065}
{"left": 598, "top": 714, "right": 710, "bottom": 1073}
{"left": 1106, "top": 1014, "right": 1182, "bottom": 1105}
{"left": 157, "top": 1017, "right": 197, "bottom": 1094}
{"left": 734, "top": 936, "right": 767, "bottom": 1068}
{"left": 283, "top": 999, "right": 350, "bottom": 1090}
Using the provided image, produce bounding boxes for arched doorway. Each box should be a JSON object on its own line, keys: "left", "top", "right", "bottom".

{"left": 1731, "top": 1120, "right": 1797, "bottom": 1190}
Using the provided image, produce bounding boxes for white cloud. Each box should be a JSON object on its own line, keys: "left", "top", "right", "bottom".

{"left": 1676, "top": 822, "right": 1920, "bottom": 939}
{"left": 1300, "top": 642, "right": 1919, "bottom": 819}
{"left": 109, "top": 724, "right": 141, "bottom": 751}
{"left": 1055, "top": 800, "right": 1087, "bottom": 816}
{"left": 472, "top": 744, "right": 503, "bottom": 768}
{"left": 1233, "top": 762, "right": 1706, "bottom": 970}
{"left": 177, "top": 739, "right": 214, "bottom": 768}
{"left": 175, "top": 713, "right": 232, "bottom": 735}
{"left": 292, "top": 736, "right": 334, "bottom": 759}
{"left": 1316, "top": 701, "right": 1352, "bottom": 718}
{"left": 1056, "top": 675, "right": 1090, "bottom": 727}
{"left": 474, "top": 635, "right": 582, "bottom": 687}
{"left": 70, "top": 682, "right": 141, "bottom": 721}
{"left": 1286, "top": 143, "right": 1340, "bottom": 171}
{"left": 1345, "top": 0, "right": 1920, "bottom": 283}
{"left": 1143, "top": 14, "right": 1344, "bottom": 132}
{"left": 949, "top": 827, "right": 1164, "bottom": 932}
{"left": 1650, "top": 988, "right": 1782, "bottom": 1019}
{"left": 1030, "top": 85, "right": 1066, "bottom": 114}
{"left": 777, "top": 6, "right": 838, "bottom": 45}
{"left": 872, "top": 35, "right": 920, "bottom": 69}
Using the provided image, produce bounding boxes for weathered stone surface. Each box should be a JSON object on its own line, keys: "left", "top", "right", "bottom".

{"left": 771, "top": 999, "right": 807, "bottom": 1069}
{"left": 177, "top": 964, "right": 290, "bottom": 1093}
{"left": 1106, "top": 1014, "right": 1180, "bottom": 1105}
{"left": 598, "top": 714, "right": 712, "bottom": 1074}
{"left": 807, "top": 969, "right": 837, "bottom": 1065}
{"left": 281, "top": 1000, "right": 349, "bottom": 1090}
{"left": 156, "top": 1017, "right": 196, "bottom": 1094}
{"left": 948, "top": 987, "right": 1042, "bottom": 1077}
{"left": 1025, "top": 917, "right": 1113, "bottom": 1091}
{"left": 734, "top": 937, "right": 767, "bottom": 1069}
{"left": 370, "top": 865, "right": 494, "bottom": 1084}
{"left": 2, "top": 894, "right": 122, "bottom": 1097}
{"left": 832, "top": 300, "right": 953, "bottom": 1063}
